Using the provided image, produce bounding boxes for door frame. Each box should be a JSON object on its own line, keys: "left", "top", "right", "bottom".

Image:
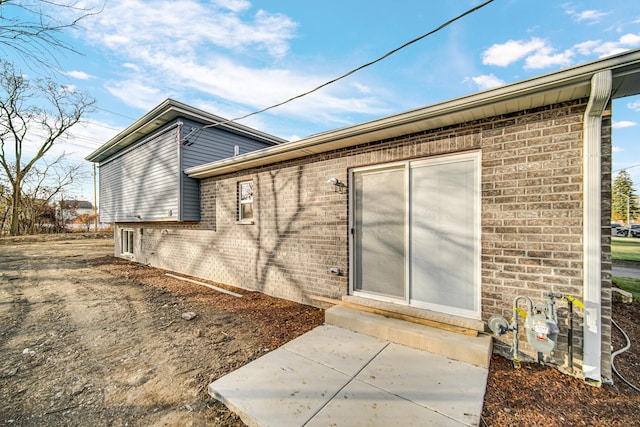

{"left": 349, "top": 161, "right": 410, "bottom": 304}
{"left": 348, "top": 151, "right": 481, "bottom": 319}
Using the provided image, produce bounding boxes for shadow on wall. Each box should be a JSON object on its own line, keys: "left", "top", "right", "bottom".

{"left": 251, "top": 168, "right": 315, "bottom": 299}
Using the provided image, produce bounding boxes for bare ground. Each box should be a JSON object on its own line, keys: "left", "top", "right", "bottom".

{"left": 1, "top": 235, "right": 639, "bottom": 426}
{"left": 0, "top": 235, "right": 323, "bottom": 426}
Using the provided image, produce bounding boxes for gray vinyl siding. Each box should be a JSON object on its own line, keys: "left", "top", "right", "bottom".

{"left": 98, "top": 117, "right": 278, "bottom": 224}
{"left": 179, "top": 119, "right": 277, "bottom": 221}
{"left": 99, "top": 127, "right": 179, "bottom": 223}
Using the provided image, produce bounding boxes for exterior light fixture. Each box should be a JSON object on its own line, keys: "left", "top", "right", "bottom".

{"left": 326, "top": 177, "right": 346, "bottom": 193}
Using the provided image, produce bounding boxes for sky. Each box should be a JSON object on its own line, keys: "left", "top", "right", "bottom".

{"left": 3, "top": 0, "right": 640, "bottom": 201}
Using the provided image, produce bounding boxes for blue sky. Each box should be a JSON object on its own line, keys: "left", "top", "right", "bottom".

{"left": 4, "top": 0, "right": 640, "bottom": 200}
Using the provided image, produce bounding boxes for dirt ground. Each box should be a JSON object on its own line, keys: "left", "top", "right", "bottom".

{"left": 1, "top": 235, "right": 639, "bottom": 426}
{"left": 0, "top": 235, "right": 323, "bottom": 426}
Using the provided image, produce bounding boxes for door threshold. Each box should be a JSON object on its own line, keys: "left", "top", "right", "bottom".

{"left": 312, "top": 295, "right": 484, "bottom": 336}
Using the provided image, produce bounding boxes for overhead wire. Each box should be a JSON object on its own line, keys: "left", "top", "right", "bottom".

{"left": 613, "top": 164, "right": 640, "bottom": 173}
{"left": 198, "top": 0, "right": 495, "bottom": 132}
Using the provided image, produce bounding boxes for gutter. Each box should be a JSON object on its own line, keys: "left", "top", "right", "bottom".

{"left": 186, "top": 49, "right": 640, "bottom": 179}
{"left": 582, "top": 70, "right": 612, "bottom": 386}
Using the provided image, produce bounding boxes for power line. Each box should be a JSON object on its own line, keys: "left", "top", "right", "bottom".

{"left": 613, "top": 164, "right": 640, "bottom": 173}
{"left": 200, "top": 0, "right": 495, "bottom": 131}
{"left": 93, "top": 105, "right": 137, "bottom": 121}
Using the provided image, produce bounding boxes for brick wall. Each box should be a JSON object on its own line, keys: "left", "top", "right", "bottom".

{"left": 480, "top": 101, "right": 588, "bottom": 370}
{"left": 600, "top": 106, "right": 613, "bottom": 382}
{"left": 115, "top": 97, "right": 614, "bottom": 378}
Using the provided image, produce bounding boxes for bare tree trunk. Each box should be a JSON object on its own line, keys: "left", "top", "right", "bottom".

{"left": 10, "top": 179, "right": 20, "bottom": 236}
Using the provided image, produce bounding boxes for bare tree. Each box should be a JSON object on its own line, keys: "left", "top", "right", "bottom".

{"left": 0, "top": 179, "right": 9, "bottom": 232}
{"left": 0, "top": 0, "right": 102, "bottom": 70}
{"left": 20, "top": 154, "right": 87, "bottom": 234}
{"left": 0, "top": 59, "right": 94, "bottom": 235}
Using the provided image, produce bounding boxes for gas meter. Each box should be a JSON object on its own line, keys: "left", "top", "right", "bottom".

{"left": 488, "top": 293, "right": 563, "bottom": 367}
{"left": 524, "top": 312, "right": 559, "bottom": 354}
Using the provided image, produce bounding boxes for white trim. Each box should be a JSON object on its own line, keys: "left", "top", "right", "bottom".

{"left": 348, "top": 152, "right": 481, "bottom": 320}
{"left": 349, "top": 162, "right": 408, "bottom": 302}
{"left": 185, "top": 50, "right": 640, "bottom": 180}
{"left": 583, "top": 70, "right": 612, "bottom": 385}
{"left": 349, "top": 163, "right": 408, "bottom": 302}
{"left": 238, "top": 180, "right": 254, "bottom": 222}
{"left": 120, "top": 228, "right": 135, "bottom": 256}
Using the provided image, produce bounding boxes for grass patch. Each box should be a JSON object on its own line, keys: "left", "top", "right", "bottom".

{"left": 611, "top": 237, "right": 640, "bottom": 262}
{"left": 612, "top": 276, "right": 640, "bottom": 302}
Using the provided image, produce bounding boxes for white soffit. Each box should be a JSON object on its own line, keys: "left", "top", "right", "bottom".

{"left": 185, "top": 48, "right": 640, "bottom": 179}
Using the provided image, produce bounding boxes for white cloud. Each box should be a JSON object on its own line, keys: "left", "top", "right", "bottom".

{"left": 106, "top": 80, "right": 167, "bottom": 110}
{"left": 66, "top": 70, "right": 93, "bottom": 80}
{"left": 570, "top": 33, "right": 640, "bottom": 58}
{"left": 613, "top": 121, "right": 637, "bottom": 129}
{"left": 482, "top": 38, "right": 546, "bottom": 67}
{"left": 524, "top": 47, "right": 574, "bottom": 70}
{"left": 210, "top": 0, "right": 250, "bottom": 13}
{"left": 467, "top": 74, "right": 505, "bottom": 90}
{"left": 353, "top": 82, "right": 371, "bottom": 94}
{"left": 122, "top": 63, "right": 141, "bottom": 72}
{"left": 628, "top": 100, "right": 640, "bottom": 112}
{"left": 612, "top": 146, "right": 624, "bottom": 153}
{"left": 70, "top": 0, "right": 388, "bottom": 129}
{"left": 482, "top": 38, "right": 573, "bottom": 70}
{"left": 483, "top": 32, "right": 640, "bottom": 72}
{"left": 85, "top": 0, "right": 297, "bottom": 58}
{"left": 567, "top": 9, "right": 609, "bottom": 23}
{"left": 574, "top": 40, "right": 602, "bottom": 55}
{"left": 620, "top": 33, "right": 640, "bottom": 46}
{"left": 61, "top": 84, "right": 78, "bottom": 92}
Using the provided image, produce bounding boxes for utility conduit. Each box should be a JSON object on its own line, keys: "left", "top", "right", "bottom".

{"left": 165, "top": 273, "right": 243, "bottom": 298}
{"left": 611, "top": 319, "right": 640, "bottom": 393}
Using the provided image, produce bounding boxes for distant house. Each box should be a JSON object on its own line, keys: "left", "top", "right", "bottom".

{"left": 87, "top": 49, "right": 640, "bottom": 386}
{"left": 58, "top": 200, "right": 94, "bottom": 219}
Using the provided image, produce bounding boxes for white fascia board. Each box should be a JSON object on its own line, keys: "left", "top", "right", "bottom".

{"left": 186, "top": 48, "right": 640, "bottom": 179}
{"left": 85, "top": 99, "right": 286, "bottom": 163}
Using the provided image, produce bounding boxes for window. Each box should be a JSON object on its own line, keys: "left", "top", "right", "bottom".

{"left": 121, "top": 229, "right": 134, "bottom": 255}
{"left": 238, "top": 180, "right": 254, "bottom": 221}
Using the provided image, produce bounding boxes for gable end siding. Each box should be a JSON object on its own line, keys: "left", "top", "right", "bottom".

{"left": 179, "top": 118, "right": 280, "bottom": 221}
{"left": 99, "top": 127, "right": 179, "bottom": 223}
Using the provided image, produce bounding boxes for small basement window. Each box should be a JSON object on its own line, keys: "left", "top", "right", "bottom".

{"left": 238, "top": 180, "right": 254, "bottom": 222}
{"left": 121, "top": 229, "right": 134, "bottom": 255}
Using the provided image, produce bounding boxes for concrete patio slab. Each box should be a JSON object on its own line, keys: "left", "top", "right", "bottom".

{"left": 209, "top": 324, "right": 489, "bottom": 426}
{"left": 356, "top": 343, "right": 487, "bottom": 426}
{"left": 283, "top": 324, "right": 389, "bottom": 376}
{"left": 306, "top": 378, "right": 460, "bottom": 427}
{"left": 209, "top": 346, "right": 349, "bottom": 427}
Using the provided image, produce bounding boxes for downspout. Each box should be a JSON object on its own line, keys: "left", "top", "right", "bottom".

{"left": 582, "top": 70, "right": 612, "bottom": 385}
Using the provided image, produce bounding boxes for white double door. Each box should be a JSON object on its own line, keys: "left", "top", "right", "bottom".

{"left": 351, "top": 152, "right": 480, "bottom": 319}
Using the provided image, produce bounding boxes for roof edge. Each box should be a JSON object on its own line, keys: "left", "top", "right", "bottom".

{"left": 186, "top": 48, "right": 640, "bottom": 179}
{"left": 86, "top": 99, "right": 287, "bottom": 163}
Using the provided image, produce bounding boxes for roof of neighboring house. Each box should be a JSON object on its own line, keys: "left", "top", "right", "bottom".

{"left": 185, "top": 48, "right": 640, "bottom": 180}
{"left": 60, "top": 200, "right": 93, "bottom": 210}
{"left": 85, "top": 99, "right": 287, "bottom": 163}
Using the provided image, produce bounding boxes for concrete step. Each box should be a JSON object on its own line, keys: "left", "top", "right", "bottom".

{"left": 325, "top": 305, "right": 493, "bottom": 368}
